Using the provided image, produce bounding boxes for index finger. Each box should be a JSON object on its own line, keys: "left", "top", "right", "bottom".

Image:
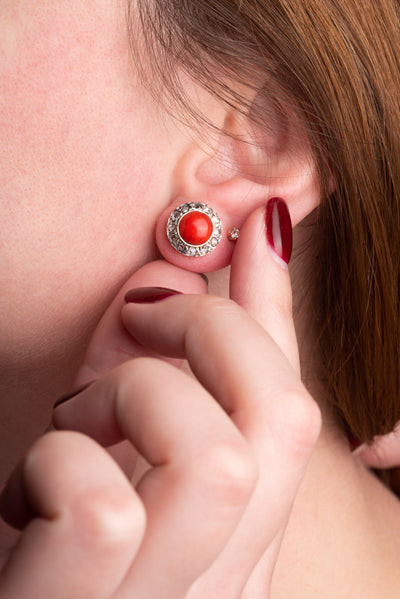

{"left": 230, "top": 200, "right": 299, "bottom": 373}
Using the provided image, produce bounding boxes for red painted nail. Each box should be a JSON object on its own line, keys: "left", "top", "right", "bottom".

{"left": 265, "top": 198, "right": 293, "bottom": 265}
{"left": 124, "top": 287, "right": 182, "bottom": 304}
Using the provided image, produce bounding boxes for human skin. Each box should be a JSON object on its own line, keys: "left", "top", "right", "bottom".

{"left": 0, "top": 1, "right": 320, "bottom": 595}
{"left": 0, "top": 0, "right": 315, "bottom": 464}
{"left": 1, "top": 1, "right": 400, "bottom": 598}
{"left": 0, "top": 0, "right": 220, "bottom": 460}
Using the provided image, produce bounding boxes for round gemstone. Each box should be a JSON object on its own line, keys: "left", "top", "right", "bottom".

{"left": 178, "top": 211, "right": 213, "bottom": 246}
{"left": 227, "top": 227, "right": 240, "bottom": 241}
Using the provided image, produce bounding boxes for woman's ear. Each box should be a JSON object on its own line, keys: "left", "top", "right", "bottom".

{"left": 156, "top": 108, "right": 322, "bottom": 273}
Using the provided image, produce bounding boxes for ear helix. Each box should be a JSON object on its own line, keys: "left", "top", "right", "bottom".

{"left": 155, "top": 201, "right": 240, "bottom": 273}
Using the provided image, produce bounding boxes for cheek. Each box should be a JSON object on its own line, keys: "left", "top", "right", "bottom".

{"left": 0, "top": 6, "right": 174, "bottom": 356}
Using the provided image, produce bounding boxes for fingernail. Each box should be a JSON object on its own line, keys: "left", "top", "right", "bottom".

{"left": 124, "top": 286, "right": 182, "bottom": 304}
{"left": 265, "top": 198, "right": 293, "bottom": 266}
{"left": 53, "top": 381, "right": 93, "bottom": 409}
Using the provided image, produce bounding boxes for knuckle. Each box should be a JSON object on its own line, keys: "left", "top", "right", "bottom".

{"left": 72, "top": 488, "right": 146, "bottom": 551}
{"left": 197, "top": 439, "right": 258, "bottom": 506}
{"left": 276, "top": 388, "right": 321, "bottom": 458}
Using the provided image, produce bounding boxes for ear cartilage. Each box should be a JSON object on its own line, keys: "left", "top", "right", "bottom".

{"left": 227, "top": 227, "right": 240, "bottom": 242}
{"left": 167, "top": 202, "right": 223, "bottom": 257}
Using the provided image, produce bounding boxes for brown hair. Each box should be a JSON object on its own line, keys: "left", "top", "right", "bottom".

{"left": 130, "top": 0, "right": 400, "bottom": 442}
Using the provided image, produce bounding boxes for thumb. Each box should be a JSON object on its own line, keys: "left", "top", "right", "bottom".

{"left": 74, "top": 259, "right": 208, "bottom": 388}
{"left": 230, "top": 198, "right": 299, "bottom": 373}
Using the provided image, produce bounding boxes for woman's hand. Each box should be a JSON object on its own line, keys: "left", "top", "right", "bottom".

{"left": 0, "top": 203, "right": 321, "bottom": 598}
{"left": 0, "top": 431, "right": 146, "bottom": 599}
{"left": 356, "top": 426, "right": 400, "bottom": 497}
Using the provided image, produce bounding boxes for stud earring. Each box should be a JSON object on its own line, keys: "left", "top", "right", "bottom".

{"left": 167, "top": 202, "right": 224, "bottom": 257}
{"left": 227, "top": 227, "right": 240, "bottom": 242}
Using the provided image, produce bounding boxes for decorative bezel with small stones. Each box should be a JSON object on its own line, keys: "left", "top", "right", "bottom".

{"left": 167, "top": 202, "right": 223, "bottom": 257}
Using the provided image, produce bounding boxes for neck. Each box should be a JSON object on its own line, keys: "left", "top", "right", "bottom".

{"left": 267, "top": 217, "right": 400, "bottom": 597}
{"left": 270, "top": 423, "right": 400, "bottom": 598}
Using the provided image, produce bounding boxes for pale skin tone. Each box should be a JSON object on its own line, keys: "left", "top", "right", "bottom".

{"left": 1, "top": 1, "right": 400, "bottom": 598}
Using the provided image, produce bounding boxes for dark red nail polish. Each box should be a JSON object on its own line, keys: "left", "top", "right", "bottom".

{"left": 265, "top": 198, "right": 293, "bottom": 265}
{"left": 53, "top": 381, "right": 94, "bottom": 409}
{"left": 124, "top": 287, "right": 182, "bottom": 304}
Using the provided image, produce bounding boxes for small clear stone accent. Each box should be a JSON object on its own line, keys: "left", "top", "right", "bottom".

{"left": 227, "top": 227, "right": 240, "bottom": 241}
